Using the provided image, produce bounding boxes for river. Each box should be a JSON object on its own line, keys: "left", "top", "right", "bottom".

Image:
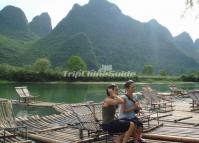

{"left": 0, "top": 82, "right": 199, "bottom": 116}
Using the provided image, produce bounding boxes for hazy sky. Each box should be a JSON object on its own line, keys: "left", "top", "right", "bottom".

{"left": 1, "top": 0, "right": 199, "bottom": 41}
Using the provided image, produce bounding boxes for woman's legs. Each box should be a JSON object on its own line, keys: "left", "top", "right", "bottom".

{"left": 137, "top": 127, "right": 146, "bottom": 142}
{"left": 122, "top": 122, "right": 135, "bottom": 143}
{"left": 136, "top": 127, "right": 142, "bottom": 139}
{"left": 131, "top": 117, "right": 144, "bottom": 141}
{"left": 114, "top": 134, "right": 124, "bottom": 143}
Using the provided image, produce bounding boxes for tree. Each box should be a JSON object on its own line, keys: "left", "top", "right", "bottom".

{"left": 159, "top": 69, "right": 167, "bottom": 76}
{"left": 67, "top": 56, "right": 87, "bottom": 71}
{"left": 32, "top": 58, "right": 51, "bottom": 72}
{"left": 184, "top": 0, "right": 199, "bottom": 15}
{"left": 196, "top": 70, "right": 199, "bottom": 76}
{"left": 142, "top": 65, "right": 153, "bottom": 75}
{"left": 186, "top": 0, "right": 198, "bottom": 7}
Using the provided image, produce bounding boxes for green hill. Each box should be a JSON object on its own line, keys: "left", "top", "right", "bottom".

{"left": 174, "top": 32, "right": 199, "bottom": 64}
{"left": 0, "top": 5, "right": 52, "bottom": 66}
{"left": 0, "top": 34, "right": 29, "bottom": 65}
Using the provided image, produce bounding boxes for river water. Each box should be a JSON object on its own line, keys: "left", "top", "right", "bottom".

{"left": 0, "top": 82, "right": 199, "bottom": 116}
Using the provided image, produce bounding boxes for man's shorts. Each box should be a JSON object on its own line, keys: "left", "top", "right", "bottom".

{"left": 102, "top": 119, "right": 130, "bottom": 133}
{"left": 121, "top": 116, "right": 143, "bottom": 128}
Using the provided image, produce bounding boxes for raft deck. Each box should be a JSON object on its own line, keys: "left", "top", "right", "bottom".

{"left": 11, "top": 97, "right": 199, "bottom": 143}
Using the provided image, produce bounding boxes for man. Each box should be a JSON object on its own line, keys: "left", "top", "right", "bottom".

{"left": 118, "top": 80, "right": 146, "bottom": 143}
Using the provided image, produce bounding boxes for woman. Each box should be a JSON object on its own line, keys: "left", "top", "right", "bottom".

{"left": 119, "top": 80, "right": 146, "bottom": 143}
{"left": 102, "top": 84, "right": 135, "bottom": 143}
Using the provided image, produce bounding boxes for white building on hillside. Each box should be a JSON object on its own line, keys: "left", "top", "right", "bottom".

{"left": 98, "top": 65, "right": 112, "bottom": 72}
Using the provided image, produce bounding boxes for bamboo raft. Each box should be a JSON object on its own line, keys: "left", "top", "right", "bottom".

{"left": 1, "top": 94, "right": 199, "bottom": 143}
{"left": 0, "top": 130, "right": 31, "bottom": 143}
{"left": 14, "top": 111, "right": 199, "bottom": 143}
{"left": 11, "top": 98, "right": 199, "bottom": 142}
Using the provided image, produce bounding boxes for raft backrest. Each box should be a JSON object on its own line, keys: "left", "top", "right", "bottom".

{"left": 15, "top": 86, "right": 36, "bottom": 103}
{"left": 0, "top": 99, "right": 16, "bottom": 128}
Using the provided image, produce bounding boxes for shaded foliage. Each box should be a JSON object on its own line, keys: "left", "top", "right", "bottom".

{"left": 142, "top": 65, "right": 153, "bottom": 75}
{"left": 181, "top": 74, "right": 199, "bottom": 82}
{"left": 159, "top": 70, "right": 168, "bottom": 76}
{"left": 32, "top": 58, "right": 51, "bottom": 72}
{"left": 67, "top": 56, "right": 87, "bottom": 71}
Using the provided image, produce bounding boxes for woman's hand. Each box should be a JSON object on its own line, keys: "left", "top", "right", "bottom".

{"left": 108, "top": 88, "right": 118, "bottom": 97}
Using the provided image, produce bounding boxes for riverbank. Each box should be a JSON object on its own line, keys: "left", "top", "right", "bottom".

{"left": 0, "top": 74, "right": 182, "bottom": 83}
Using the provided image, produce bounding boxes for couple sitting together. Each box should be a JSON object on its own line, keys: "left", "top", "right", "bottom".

{"left": 102, "top": 80, "right": 146, "bottom": 143}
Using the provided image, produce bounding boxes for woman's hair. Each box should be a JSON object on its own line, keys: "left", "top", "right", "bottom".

{"left": 124, "top": 80, "right": 135, "bottom": 89}
{"left": 106, "top": 83, "right": 117, "bottom": 96}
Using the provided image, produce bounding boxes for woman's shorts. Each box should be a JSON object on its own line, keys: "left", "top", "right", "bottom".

{"left": 102, "top": 119, "right": 130, "bottom": 133}
{"left": 121, "top": 116, "right": 143, "bottom": 128}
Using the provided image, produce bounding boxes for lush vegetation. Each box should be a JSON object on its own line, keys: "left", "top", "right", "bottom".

{"left": 0, "top": 59, "right": 198, "bottom": 82}
{"left": 181, "top": 74, "right": 199, "bottom": 82}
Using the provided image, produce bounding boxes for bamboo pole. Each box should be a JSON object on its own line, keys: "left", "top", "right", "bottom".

{"left": 143, "top": 133, "right": 199, "bottom": 143}
{"left": 174, "top": 116, "right": 192, "bottom": 122}
{"left": 143, "top": 123, "right": 163, "bottom": 133}
{"left": 158, "top": 113, "right": 172, "bottom": 119}
{"left": 28, "top": 133, "right": 66, "bottom": 143}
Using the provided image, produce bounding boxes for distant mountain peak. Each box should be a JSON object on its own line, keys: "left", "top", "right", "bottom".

{"left": 1, "top": 5, "right": 24, "bottom": 14}
{"left": 0, "top": 5, "right": 28, "bottom": 30}
{"left": 89, "top": 0, "right": 110, "bottom": 5}
{"left": 181, "top": 31, "right": 192, "bottom": 38}
{"left": 175, "top": 32, "right": 193, "bottom": 43}
{"left": 148, "top": 19, "right": 159, "bottom": 25}
{"left": 54, "top": 0, "right": 123, "bottom": 34}
{"left": 147, "top": 19, "right": 165, "bottom": 28}
{"left": 195, "top": 38, "right": 199, "bottom": 43}
{"left": 178, "top": 31, "right": 191, "bottom": 37}
{"left": 194, "top": 38, "right": 199, "bottom": 49}
{"left": 73, "top": 3, "right": 81, "bottom": 9}
{"left": 29, "top": 12, "right": 52, "bottom": 36}
{"left": 145, "top": 18, "right": 173, "bottom": 39}
{"left": 88, "top": 0, "right": 121, "bottom": 14}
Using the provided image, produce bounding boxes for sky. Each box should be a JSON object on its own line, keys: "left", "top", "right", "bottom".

{"left": 1, "top": 0, "right": 199, "bottom": 41}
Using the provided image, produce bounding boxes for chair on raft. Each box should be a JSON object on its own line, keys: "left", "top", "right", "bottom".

{"left": 141, "top": 85, "right": 173, "bottom": 112}
{"left": 0, "top": 99, "right": 30, "bottom": 143}
{"left": 53, "top": 102, "right": 104, "bottom": 139}
{"left": 15, "top": 86, "right": 37, "bottom": 103}
{"left": 187, "top": 90, "right": 199, "bottom": 111}
{"left": 169, "top": 84, "right": 186, "bottom": 96}
{"left": 54, "top": 102, "right": 130, "bottom": 142}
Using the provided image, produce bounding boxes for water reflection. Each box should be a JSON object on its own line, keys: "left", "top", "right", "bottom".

{"left": 12, "top": 104, "right": 58, "bottom": 117}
